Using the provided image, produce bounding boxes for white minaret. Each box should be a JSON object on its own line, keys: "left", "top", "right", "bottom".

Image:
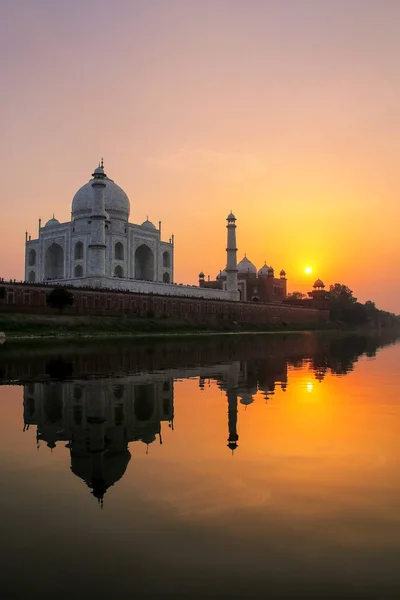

{"left": 225, "top": 211, "right": 239, "bottom": 300}
{"left": 88, "top": 160, "right": 107, "bottom": 280}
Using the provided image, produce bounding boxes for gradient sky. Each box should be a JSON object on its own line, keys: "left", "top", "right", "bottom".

{"left": 1, "top": 0, "right": 399, "bottom": 312}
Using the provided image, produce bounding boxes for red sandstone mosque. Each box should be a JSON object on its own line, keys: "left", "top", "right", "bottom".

{"left": 199, "top": 212, "right": 287, "bottom": 302}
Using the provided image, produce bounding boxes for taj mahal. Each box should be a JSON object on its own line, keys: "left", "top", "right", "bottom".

{"left": 24, "top": 161, "right": 177, "bottom": 290}
{"left": 24, "top": 160, "right": 287, "bottom": 303}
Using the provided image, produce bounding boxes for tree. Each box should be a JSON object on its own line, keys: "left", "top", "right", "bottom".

{"left": 328, "top": 284, "right": 357, "bottom": 304}
{"left": 288, "top": 291, "right": 306, "bottom": 300}
{"left": 365, "top": 300, "right": 376, "bottom": 310}
{"left": 46, "top": 288, "right": 74, "bottom": 312}
{"left": 327, "top": 284, "right": 363, "bottom": 325}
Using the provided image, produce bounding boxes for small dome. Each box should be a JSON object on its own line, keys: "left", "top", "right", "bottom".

{"left": 44, "top": 216, "right": 60, "bottom": 228}
{"left": 313, "top": 279, "right": 325, "bottom": 288}
{"left": 216, "top": 269, "right": 227, "bottom": 280}
{"left": 93, "top": 165, "right": 105, "bottom": 176}
{"left": 258, "top": 262, "right": 270, "bottom": 277}
{"left": 267, "top": 266, "right": 274, "bottom": 277}
{"left": 239, "top": 393, "right": 254, "bottom": 407}
{"left": 280, "top": 269, "right": 286, "bottom": 277}
{"left": 237, "top": 256, "right": 257, "bottom": 276}
{"left": 227, "top": 211, "right": 236, "bottom": 221}
{"left": 141, "top": 218, "right": 157, "bottom": 230}
{"left": 199, "top": 271, "right": 205, "bottom": 278}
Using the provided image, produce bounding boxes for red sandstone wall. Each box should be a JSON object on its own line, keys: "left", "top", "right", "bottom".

{"left": 0, "top": 282, "right": 329, "bottom": 324}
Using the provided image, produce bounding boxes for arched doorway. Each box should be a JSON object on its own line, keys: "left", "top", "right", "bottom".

{"left": 135, "top": 244, "right": 154, "bottom": 281}
{"left": 44, "top": 385, "right": 63, "bottom": 424}
{"left": 115, "top": 242, "right": 124, "bottom": 260}
{"left": 162, "top": 251, "right": 170, "bottom": 268}
{"left": 114, "top": 265, "right": 124, "bottom": 278}
{"left": 74, "top": 241, "right": 83, "bottom": 260}
{"left": 45, "top": 243, "right": 64, "bottom": 280}
{"left": 134, "top": 385, "right": 154, "bottom": 421}
{"left": 163, "top": 272, "right": 170, "bottom": 283}
{"left": 28, "top": 249, "right": 36, "bottom": 266}
{"left": 74, "top": 264, "right": 83, "bottom": 277}
{"left": 28, "top": 271, "right": 36, "bottom": 282}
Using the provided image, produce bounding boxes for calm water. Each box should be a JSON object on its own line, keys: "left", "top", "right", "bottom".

{"left": 0, "top": 332, "right": 399, "bottom": 599}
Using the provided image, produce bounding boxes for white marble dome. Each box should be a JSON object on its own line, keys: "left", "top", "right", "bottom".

{"left": 237, "top": 256, "right": 257, "bottom": 276}
{"left": 44, "top": 217, "right": 60, "bottom": 228}
{"left": 141, "top": 218, "right": 157, "bottom": 230}
{"left": 72, "top": 165, "right": 130, "bottom": 221}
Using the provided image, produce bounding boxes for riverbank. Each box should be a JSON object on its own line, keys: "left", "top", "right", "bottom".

{"left": 0, "top": 312, "right": 335, "bottom": 341}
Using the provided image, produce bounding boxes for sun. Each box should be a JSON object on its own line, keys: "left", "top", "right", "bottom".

{"left": 305, "top": 266, "right": 312, "bottom": 275}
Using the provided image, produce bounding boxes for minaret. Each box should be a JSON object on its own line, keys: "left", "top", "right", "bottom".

{"left": 225, "top": 212, "right": 239, "bottom": 300}
{"left": 88, "top": 160, "right": 107, "bottom": 279}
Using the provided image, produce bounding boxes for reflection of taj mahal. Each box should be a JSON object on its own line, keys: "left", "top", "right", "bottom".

{"left": 24, "top": 377, "right": 174, "bottom": 504}
{"left": 16, "top": 331, "right": 379, "bottom": 504}
{"left": 21, "top": 358, "right": 290, "bottom": 502}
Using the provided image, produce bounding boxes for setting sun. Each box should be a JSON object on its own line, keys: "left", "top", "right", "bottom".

{"left": 305, "top": 267, "right": 312, "bottom": 275}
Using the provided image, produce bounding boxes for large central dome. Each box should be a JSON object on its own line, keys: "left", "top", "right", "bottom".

{"left": 71, "top": 163, "right": 130, "bottom": 221}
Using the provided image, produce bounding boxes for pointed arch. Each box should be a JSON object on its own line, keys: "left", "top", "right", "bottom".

{"left": 135, "top": 244, "right": 154, "bottom": 281}
{"left": 134, "top": 385, "right": 154, "bottom": 421}
{"left": 115, "top": 242, "right": 124, "bottom": 260}
{"left": 28, "top": 249, "right": 36, "bottom": 266}
{"left": 162, "top": 251, "right": 170, "bottom": 268}
{"left": 45, "top": 243, "right": 64, "bottom": 280}
{"left": 74, "top": 241, "right": 84, "bottom": 260}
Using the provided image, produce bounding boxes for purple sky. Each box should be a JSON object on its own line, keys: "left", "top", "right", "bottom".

{"left": 1, "top": 0, "right": 399, "bottom": 311}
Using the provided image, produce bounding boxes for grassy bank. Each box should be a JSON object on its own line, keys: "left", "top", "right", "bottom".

{"left": 0, "top": 312, "right": 335, "bottom": 340}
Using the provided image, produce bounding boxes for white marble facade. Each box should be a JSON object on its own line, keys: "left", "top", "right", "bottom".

{"left": 25, "top": 161, "right": 174, "bottom": 288}
{"left": 24, "top": 161, "right": 240, "bottom": 301}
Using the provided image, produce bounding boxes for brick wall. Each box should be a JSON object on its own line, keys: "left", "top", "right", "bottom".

{"left": 0, "top": 282, "right": 329, "bottom": 324}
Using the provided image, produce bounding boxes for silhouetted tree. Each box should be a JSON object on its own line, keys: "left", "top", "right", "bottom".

{"left": 46, "top": 288, "right": 74, "bottom": 312}
{"left": 365, "top": 300, "right": 376, "bottom": 310}
{"left": 325, "top": 284, "right": 400, "bottom": 328}
{"left": 328, "top": 284, "right": 357, "bottom": 304}
{"left": 286, "top": 291, "right": 306, "bottom": 301}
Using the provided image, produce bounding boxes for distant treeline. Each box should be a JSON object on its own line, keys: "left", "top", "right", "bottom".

{"left": 286, "top": 283, "right": 400, "bottom": 328}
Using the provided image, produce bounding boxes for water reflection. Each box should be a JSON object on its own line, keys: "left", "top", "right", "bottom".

{"left": 14, "top": 331, "right": 398, "bottom": 504}
{"left": 1, "top": 330, "right": 398, "bottom": 385}
{"left": 24, "top": 377, "right": 174, "bottom": 505}
{"left": 1, "top": 332, "right": 400, "bottom": 599}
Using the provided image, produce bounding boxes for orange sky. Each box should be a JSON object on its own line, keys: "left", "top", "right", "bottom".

{"left": 1, "top": 1, "right": 399, "bottom": 312}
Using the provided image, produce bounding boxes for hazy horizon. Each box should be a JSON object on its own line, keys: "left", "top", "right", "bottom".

{"left": 1, "top": 0, "right": 399, "bottom": 312}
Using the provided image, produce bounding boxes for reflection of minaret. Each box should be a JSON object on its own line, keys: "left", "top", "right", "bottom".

{"left": 77, "top": 388, "right": 109, "bottom": 506}
{"left": 226, "top": 363, "right": 240, "bottom": 454}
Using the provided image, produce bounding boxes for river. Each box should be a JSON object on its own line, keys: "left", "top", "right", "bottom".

{"left": 0, "top": 332, "right": 399, "bottom": 599}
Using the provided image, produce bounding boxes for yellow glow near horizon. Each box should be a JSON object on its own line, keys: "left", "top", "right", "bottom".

{"left": 305, "top": 267, "right": 313, "bottom": 275}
